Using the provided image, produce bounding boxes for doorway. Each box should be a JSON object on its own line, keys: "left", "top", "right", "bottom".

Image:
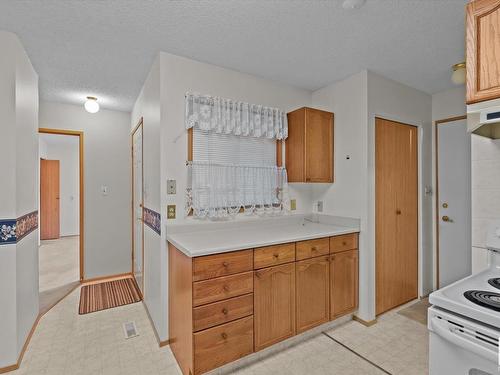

{"left": 38, "top": 128, "right": 84, "bottom": 313}
{"left": 132, "top": 119, "right": 144, "bottom": 295}
{"left": 375, "top": 117, "right": 418, "bottom": 315}
{"left": 435, "top": 116, "right": 471, "bottom": 288}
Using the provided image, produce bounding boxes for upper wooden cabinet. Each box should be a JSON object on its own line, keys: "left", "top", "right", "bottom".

{"left": 283, "top": 107, "right": 334, "bottom": 183}
{"left": 466, "top": 0, "right": 500, "bottom": 104}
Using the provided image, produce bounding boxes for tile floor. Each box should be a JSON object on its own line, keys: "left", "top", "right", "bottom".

{"left": 13, "top": 289, "right": 428, "bottom": 375}
{"left": 39, "top": 236, "right": 79, "bottom": 292}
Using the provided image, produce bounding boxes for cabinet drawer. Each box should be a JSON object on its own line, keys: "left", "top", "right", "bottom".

{"left": 296, "top": 238, "right": 329, "bottom": 260}
{"left": 193, "top": 250, "right": 253, "bottom": 282}
{"left": 193, "top": 294, "right": 253, "bottom": 332}
{"left": 254, "top": 243, "right": 295, "bottom": 269}
{"left": 193, "top": 272, "right": 253, "bottom": 307}
{"left": 330, "top": 233, "right": 358, "bottom": 254}
{"left": 194, "top": 316, "right": 254, "bottom": 375}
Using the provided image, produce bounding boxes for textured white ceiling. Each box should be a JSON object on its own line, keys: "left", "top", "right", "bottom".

{"left": 0, "top": 0, "right": 467, "bottom": 112}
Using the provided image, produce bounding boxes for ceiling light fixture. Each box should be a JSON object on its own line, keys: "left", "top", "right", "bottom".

{"left": 84, "top": 96, "right": 99, "bottom": 113}
{"left": 342, "top": 0, "right": 366, "bottom": 10}
{"left": 451, "top": 62, "right": 466, "bottom": 85}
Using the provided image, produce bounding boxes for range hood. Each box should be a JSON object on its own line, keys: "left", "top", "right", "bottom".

{"left": 467, "top": 98, "right": 500, "bottom": 139}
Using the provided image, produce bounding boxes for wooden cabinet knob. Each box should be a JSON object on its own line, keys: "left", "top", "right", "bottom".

{"left": 222, "top": 308, "right": 228, "bottom": 315}
{"left": 221, "top": 332, "right": 228, "bottom": 340}
{"left": 222, "top": 261, "right": 229, "bottom": 267}
{"left": 342, "top": 241, "right": 347, "bottom": 246}
{"left": 311, "top": 246, "right": 317, "bottom": 251}
{"left": 331, "top": 255, "right": 335, "bottom": 261}
{"left": 255, "top": 271, "right": 261, "bottom": 279}
{"left": 396, "top": 209, "right": 402, "bottom": 215}
{"left": 223, "top": 285, "right": 229, "bottom": 292}
{"left": 273, "top": 253, "right": 279, "bottom": 259}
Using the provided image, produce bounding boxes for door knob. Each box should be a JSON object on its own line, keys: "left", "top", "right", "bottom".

{"left": 442, "top": 215, "right": 453, "bottom": 222}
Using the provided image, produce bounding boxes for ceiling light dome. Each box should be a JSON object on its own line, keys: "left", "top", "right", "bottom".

{"left": 84, "top": 96, "right": 99, "bottom": 113}
{"left": 342, "top": 0, "right": 366, "bottom": 9}
{"left": 451, "top": 62, "right": 466, "bottom": 85}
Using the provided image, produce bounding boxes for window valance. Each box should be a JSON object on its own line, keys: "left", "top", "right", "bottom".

{"left": 185, "top": 92, "right": 288, "bottom": 140}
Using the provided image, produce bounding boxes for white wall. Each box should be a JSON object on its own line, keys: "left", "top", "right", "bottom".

{"left": 131, "top": 57, "right": 164, "bottom": 340}
{"left": 0, "top": 31, "right": 39, "bottom": 367}
{"left": 310, "top": 71, "right": 433, "bottom": 321}
{"left": 39, "top": 134, "right": 79, "bottom": 237}
{"left": 367, "top": 71, "right": 433, "bottom": 308}
{"left": 471, "top": 135, "right": 500, "bottom": 273}
{"left": 39, "top": 101, "right": 131, "bottom": 279}
{"left": 430, "top": 87, "right": 490, "bottom": 279}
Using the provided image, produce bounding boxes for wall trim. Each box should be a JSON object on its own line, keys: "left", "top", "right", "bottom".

{"left": 0, "top": 210, "right": 38, "bottom": 246}
{"left": 353, "top": 315, "right": 377, "bottom": 327}
{"left": 143, "top": 207, "right": 161, "bottom": 235}
{"left": 81, "top": 272, "right": 133, "bottom": 285}
{"left": 142, "top": 299, "right": 170, "bottom": 348}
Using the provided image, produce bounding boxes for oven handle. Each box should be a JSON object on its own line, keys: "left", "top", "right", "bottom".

{"left": 431, "top": 317, "right": 497, "bottom": 363}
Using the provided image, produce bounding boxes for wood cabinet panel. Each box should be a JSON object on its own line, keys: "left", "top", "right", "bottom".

{"left": 285, "top": 107, "right": 334, "bottom": 183}
{"left": 329, "top": 233, "right": 358, "bottom": 254}
{"left": 193, "top": 272, "right": 253, "bottom": 307}
{"left": 305, "top": 108, "right": 334, "bottom": 182}
{"left": 168, "top": 243, "right": 194, "bottom": 375}
{"left": 193, "top": 294, "right": 253, "bottom": 332}
{"left": 285, "top": 109, "right": 306, "bottom": 182}
{"left": 466, "top": 0, "right": 500, "bottom": 103}
{"left": 296, "top": 256, "right": 330, "bottom": 333}
{"left": 254, "top": 263, "right": 296, "bottom": 351}
{"left": 254, "top": 243, "right": 296, "bottom": 269}
{"left": 193, "top": 250, "right": 254, "bottom": 282}
{"left": 296, "top": 238, "right": 330, "bottom": 260}
{"left": 330, "top": 250, "right": 358, "bottom": 319}
{"left": 194, "top": 316, "right": 254, "bottom": 375}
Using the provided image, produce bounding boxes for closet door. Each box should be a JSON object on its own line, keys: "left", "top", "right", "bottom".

{"left": 375, "top": 118, "right": 418, "bottom": 315}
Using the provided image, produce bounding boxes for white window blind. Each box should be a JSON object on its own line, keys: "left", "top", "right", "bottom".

{"left": 187, "top": 128, "right": 288, "bottom": 219}
{"left": 193, "top": 128, "right": 276, "bottom": 166}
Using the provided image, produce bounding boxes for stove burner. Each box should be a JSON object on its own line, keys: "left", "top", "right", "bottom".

{"left": 464, "top": 290, "right": 500, "bottom": 312}
{"left": 488, "top": 278, "right": 500, "bottom": 290}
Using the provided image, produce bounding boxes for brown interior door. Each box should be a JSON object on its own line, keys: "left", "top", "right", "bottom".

{"left": 40, "top": 159, "right": 60, "bottom": 240}
{"left": 375, "top": 118, "right": 418, "bottom": 315}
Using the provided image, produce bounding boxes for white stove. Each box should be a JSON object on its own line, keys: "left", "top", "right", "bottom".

{"left": 429, "top": 221, "right": 500, "bottom": 374}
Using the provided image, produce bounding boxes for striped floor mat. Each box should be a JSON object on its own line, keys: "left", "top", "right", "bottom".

{"left": 79, "top": 278, "right": 142, "bottom": 314}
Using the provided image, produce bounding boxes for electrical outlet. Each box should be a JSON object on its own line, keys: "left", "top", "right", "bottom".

{"left": 290, "top": 199, "right": 297, "bottom": 211}
{"left": 317, "top": 201, "right": 323, "bottom": 213}
{"left": 167, "top": 205, "right": 176, "bottom": 219}
{"left": 167, "top": 180, "right": 176, "bottom": 195}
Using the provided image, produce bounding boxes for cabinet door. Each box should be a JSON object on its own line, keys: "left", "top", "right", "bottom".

{"left": 286, "top": 108, "right": 306, "bottom": 182}
{"left": 305, "top": 108, "right": 333, "bottom": 183}
{"left": 254, "top": 263, "right": 296, "bottom": 351}
{"left": 296, "top": 256, "right": 330, "bottom": 333}
{"left": 466, "top": 0, "right": 500, "bottom": 104}
{"left": 330, "top": 250, "right": 358, "bottom": 319}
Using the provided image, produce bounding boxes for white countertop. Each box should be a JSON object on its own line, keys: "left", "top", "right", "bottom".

{"left": 166, "top": 215, "right": 359, "bottom": 257}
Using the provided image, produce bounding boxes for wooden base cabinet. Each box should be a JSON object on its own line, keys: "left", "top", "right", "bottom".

{"left": 169, "top": 233, "right": 358, "bottom": 375}
{"left": 330, "top": 249, "right": 359, "bottom": 319}
{"left": 296, "top": 256, "right": 330, "bottom": 333}
{"left": 254, "top": 262, "right": 296, "bottom": 351}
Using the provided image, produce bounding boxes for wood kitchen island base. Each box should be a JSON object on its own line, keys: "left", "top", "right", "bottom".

{"left": 168, "top": 232, "right": 359, "bottom": 375}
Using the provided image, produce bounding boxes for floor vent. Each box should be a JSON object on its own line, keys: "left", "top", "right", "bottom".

{"left": 123, "top": 321, "right": 139, "bottom": 339}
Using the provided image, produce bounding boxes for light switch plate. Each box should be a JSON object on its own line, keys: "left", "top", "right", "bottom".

{"left": 167, "top": 180, "right": 176, "bottom": 195}
{"left": 290, "top": 199, "right": 297, "bottom": 211}
{"left": 167, "top": 205, "right": 176, "bottom": 219}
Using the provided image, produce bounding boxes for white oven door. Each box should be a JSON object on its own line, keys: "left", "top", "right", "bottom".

{"left": 429, "top": 307, "right": 499, "bottom": 375}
